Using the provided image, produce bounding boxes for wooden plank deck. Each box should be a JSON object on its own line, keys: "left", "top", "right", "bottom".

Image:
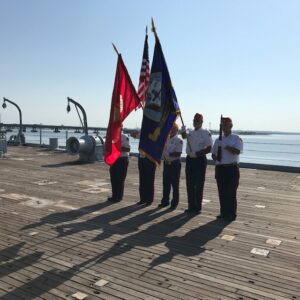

{"left": 0, "top": 146, "right": 299, "bottom": 300}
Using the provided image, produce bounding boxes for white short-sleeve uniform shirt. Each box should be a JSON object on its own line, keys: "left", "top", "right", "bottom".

{"left": 120, "top": 134, "right": 130, "bottom": 158}
{"left": 212, "top": 134, "right": 243, "bottom": 165}
{"left": 186, "top": 128, "right": 213, "bottom": 158}
{"left": 163, "top": 134, "right": 183, "bottom": 162}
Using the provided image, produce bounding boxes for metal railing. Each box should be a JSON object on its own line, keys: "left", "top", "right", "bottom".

{"left": 3, "top": 126, "right": 300, "bottom": 168}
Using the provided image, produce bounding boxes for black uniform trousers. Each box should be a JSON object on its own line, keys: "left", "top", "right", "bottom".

{"left": 215, "top": 164, "right": 240, "bottom": 218}
{"left": 138, "top": 156, "right": 156, "bottom": 204}
{"left": 161, "top": 160, "right": 181, "bottom": 207}
{"left": 109, "top": 156, "right": 129, "bottom": 201}
{"left": 185, "top": 156, "right": 207, "bottom": 212}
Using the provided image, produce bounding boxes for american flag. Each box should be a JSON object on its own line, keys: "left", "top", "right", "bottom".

{"left": 137, "top": 32, "right": 150, "bottom": 105}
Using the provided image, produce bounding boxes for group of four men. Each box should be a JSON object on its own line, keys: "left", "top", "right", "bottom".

{"left": 108, "top": 114, "right": 243, "bottom": 222}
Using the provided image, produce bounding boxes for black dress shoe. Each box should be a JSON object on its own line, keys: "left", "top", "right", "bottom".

{"left": 158, "top": 202, "right": 169, "bottom": 208}
{"left": 107, "top": 197, "right": 121, "bottom": 203}
{"left": 113, "top": 198, "right": 121, "bottom": 203}
{"left": 225, "top": 215, "right": 236, "bottom": 222}
{"left": 185, "top": 209, "right": 200, "bottom": 214}
{"left": 169, "top": 205, "right": 177, "bottom": 210}
{"left": 145, "top": 201, "right": 153, "bottom": 207}
{"left": 137, "top": 200, "right": 146, "bottom": 205}
{"left": 170, "top": 200, "right": 178, "bottom": 209}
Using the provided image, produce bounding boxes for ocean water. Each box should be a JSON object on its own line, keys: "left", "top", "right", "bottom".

{"left": 5, "top": 129, "right": 300, "bottom": 168}
{"left": 237, "top": 134, "right": 300, "bottom": 167}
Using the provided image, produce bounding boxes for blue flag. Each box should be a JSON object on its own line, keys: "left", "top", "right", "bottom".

{"left": 139, "top": 37, "right": 180, "bottom": 164}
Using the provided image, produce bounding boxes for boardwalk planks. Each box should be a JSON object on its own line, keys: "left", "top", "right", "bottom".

{"left": 0, "top": 146, "right": 299, "bottom": 300}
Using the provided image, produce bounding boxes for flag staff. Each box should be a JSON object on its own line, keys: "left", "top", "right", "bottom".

{"left": 179, "top": 112, "right": 186, "bottom": 128}
{"left": 112, "top": 43, "right": 119, "bottom": 55}
{"left": 151, "top": 18, "right": 159, "bottom": 41}
{"left": 179, "top": 111, "right": 192, "bottom": 152}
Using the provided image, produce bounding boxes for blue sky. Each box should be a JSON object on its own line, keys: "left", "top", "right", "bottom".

{"left": 0, "top": 0, "right": 299, "bottom": 132}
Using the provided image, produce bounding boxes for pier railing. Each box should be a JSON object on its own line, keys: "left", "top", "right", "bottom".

{"left": 2, "top": 124, "right": 300, "bottom": 171}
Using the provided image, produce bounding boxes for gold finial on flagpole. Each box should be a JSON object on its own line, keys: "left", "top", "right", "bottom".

{"left": 151, "top": 18, "right": 158, "bottom": 40}
{"left": 112, "top": 43, "right": 119, "bottom": 55}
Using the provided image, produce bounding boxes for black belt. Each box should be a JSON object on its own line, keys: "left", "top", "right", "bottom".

{"left": 164, "top": 160, "right": 180, "bottom": 165}
{"left": 217, "top": 163, "right": 238, "bottom": 167}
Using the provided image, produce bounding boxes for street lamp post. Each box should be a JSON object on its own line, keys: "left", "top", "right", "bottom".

{"left": 66, "top": 97, "right": 88, "bottom": 135}
{"left": 2, "top": 97, "right": 24, "bottom": 145}
{"left": 65, "top": 97, "right": 103, "bottom": 162}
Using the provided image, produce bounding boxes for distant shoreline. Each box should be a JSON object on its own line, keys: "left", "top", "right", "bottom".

{"left": 210, "top": 130, "right": 269, "bottom": 135}
{"left": 1, "top": 122, "right": 299, "bottom": 135}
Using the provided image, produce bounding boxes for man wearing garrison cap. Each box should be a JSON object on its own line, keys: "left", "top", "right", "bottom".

{"left": 181, "top": 113, "right": 213, "bottom": 214}
{"left": 159, "top": 122, "right": 183, "bottom": 209}
{"left": 212, "top": 117, "right": 243, "bottom": 221}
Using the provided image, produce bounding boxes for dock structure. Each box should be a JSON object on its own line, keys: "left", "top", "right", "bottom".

{"left": 0, "top": 146, "right": 299, "bottom": 300}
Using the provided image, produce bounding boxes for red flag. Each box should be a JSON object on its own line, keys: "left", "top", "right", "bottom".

{"left": 104, "top": 54, "right": 140, "bottom": 166}
{"left": 137, "top": 32, "right": 150, "bottom": 105}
